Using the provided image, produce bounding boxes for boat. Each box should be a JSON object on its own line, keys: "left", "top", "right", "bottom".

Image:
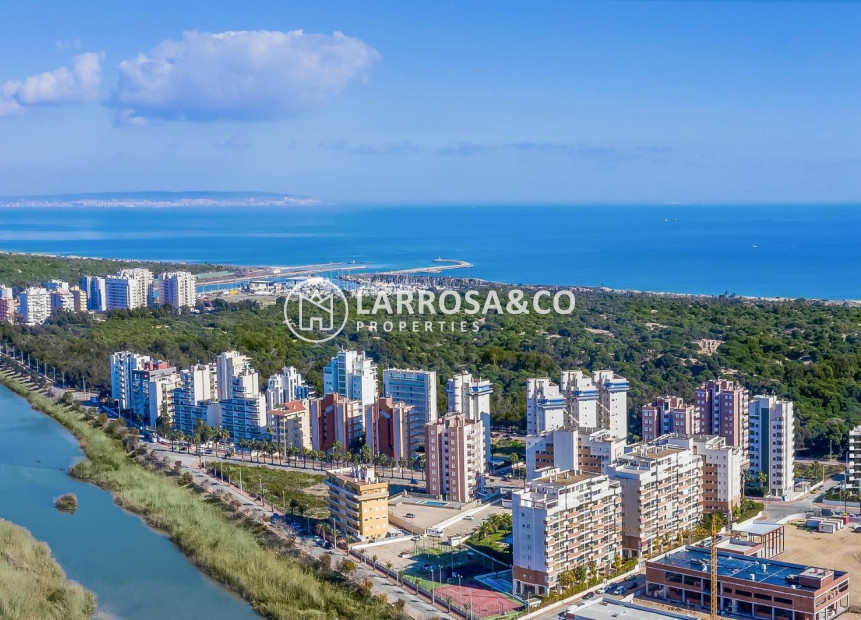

{"left": 752, "top": 244, "right": 758, "bottom": 248}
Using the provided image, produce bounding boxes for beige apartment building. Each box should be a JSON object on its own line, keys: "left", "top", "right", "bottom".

{"left": 325, "top": 466, "right": 389, "bottom": 542}
{"left": 425, "top": 413, "right": 485, "bottom": 503}
{"left": 512, "top": 469, "right": 622, "bottom": 597}
{"left": 607, "top": 443, "right": 703, "bottom": 557}
{"left": 266, "top": 400, "right": 312, "bottom": 452}
{"left": 664, "top": 434, "right": 744, "bottom": 515}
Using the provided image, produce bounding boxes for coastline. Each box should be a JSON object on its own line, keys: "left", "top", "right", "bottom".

{"left": 3, "top": 248, "right": 860, "bottom": 305}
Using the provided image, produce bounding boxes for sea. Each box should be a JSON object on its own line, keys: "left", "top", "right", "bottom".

{"left": 0, "top": 204, "right": 859, "bottom": 300}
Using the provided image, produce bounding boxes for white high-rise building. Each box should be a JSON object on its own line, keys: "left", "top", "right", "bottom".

{"left": 323, "top": 350, "right": 378, "bottom": 406}
{"left": 19, "top": 287, "right": 50, "bottom": 325}
{"left": 173, "top": 363, "right": 220, "bottom": 435}
{"left": 525, "top": 428, "right": 578, "bottom": 480}
{"left": 383, "top": 368, "right": 438, "bottom": 454}
{"left": 157, "top": 271, "right": 197, "bottom": 309}
{"left": 106, "top": 268, "right": 153, "bottom": 310}
{"left": 560, "top": 369, "right": 628, "bottom": 439}
{"left": 131, "top": 362, "right": 180, "bottom": 427}
{"left": 526, "top": 377, "right": 567, "bottom": 435}
{"left": 446, "top": 372, "right": 493, "bottom": 467}
{"left": 512, "top": 470, "right": 622, "bottom": 597}
{"left": 50, "top": 289, "right": 74, "bottom": 313}
{"left": 110, "top": 351, "right": 152, "bottom": 411}
{"left": 216, "top": 351, "right": 250, "bottom": 401}
{"left": 219, "top": 359, "right": 266, "bottom": 441}
{"left": 749, "top": 395, "right": 795, "bottom": 498}
{"left": 266, "top": 366, "right": 314, "bottom": 410}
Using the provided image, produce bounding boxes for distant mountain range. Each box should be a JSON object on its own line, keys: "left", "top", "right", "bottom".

{"left": 0, "top": 191, "right": 320, "bottom": 208}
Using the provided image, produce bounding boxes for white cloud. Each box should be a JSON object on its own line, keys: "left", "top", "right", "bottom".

{"left": 0, "top": 52, "right": 103, "bottom": 116}
{"left": 107, "top": 29, "right": 379, "bottom": 124}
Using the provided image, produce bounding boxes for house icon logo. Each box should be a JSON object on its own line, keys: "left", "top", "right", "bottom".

{"left": 283, "top": 278, "right": 348, "bottom": 343}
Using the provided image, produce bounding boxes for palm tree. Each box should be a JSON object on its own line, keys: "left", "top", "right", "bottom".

{"left": 238, "top": 438, "right": 248, "bottom": 461}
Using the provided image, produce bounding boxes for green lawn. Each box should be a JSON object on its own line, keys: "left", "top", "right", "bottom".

{"left": 208, "top": 462, "right": 328, "bottom": 517}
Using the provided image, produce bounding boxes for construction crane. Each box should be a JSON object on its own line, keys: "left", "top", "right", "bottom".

{"left": 710, "top": 513, "right": 719, "bottom": 620}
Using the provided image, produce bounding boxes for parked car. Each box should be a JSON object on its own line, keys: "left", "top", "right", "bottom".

{"left": 422, "top": 563, "right": 433, "bottom": 571}
{"left": 625, "top": 574, "right": 637, "bottom": 581}
{"left": 463, "top": 515, "right": 474, "bottom": 521}
{"left": 410, "top": 478, "right": 419, "bottom": 484}
{"left": 324, "top": 541, "right": 333, "bottom": 549}
{"left": 583, "top": 592, "right": 595, "bottom": 600}
{"left": 405, "top": 512, "right": 416, "bottom": 519}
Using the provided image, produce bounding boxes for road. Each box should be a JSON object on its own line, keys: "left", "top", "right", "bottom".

{"left": 171, "top": 449, "right": 455, "bottom": 620}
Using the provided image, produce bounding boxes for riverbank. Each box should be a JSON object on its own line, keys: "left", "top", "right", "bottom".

{"left": 0, "top": 370, "right": 395, "bottom": 620}
{"left": 0, "top": 518, "right": 95, "bottom": 620}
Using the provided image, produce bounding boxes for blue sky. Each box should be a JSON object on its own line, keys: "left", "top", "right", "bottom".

{"left": 0, "top": 1, "right": 859, "bottom": 204}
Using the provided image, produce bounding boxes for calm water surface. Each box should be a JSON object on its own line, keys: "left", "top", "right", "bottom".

{"left": 0, "top": 384, "right": 259, "bottom": 620}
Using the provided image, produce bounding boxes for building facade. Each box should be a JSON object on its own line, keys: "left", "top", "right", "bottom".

{"left": 105, "top": 268, "right": 153, "bottom": 310}
{"left": 383, "top": 368, "right": 438, "bottom": 454}
{"left": 607, "top": 444, "right": 703, "bottom": 557}
{"left": 309, "top": 392, "right": 364, "bottom": 452}
{"left": 446, "top": 372, "right": 493, "bottom": 467}
{"left": 526, "top": 377, "right": 567, "bottom": 436}
{"left": 325, "top": 466, "right": 389, "bottom": 542}
{"left": 642, "top": 396, "right": 699, "bottom": 442}
{"left": 646, "top": 546, "right": 850, "bottom": 620}
{"left": 696, "top": 379, "right": 749, "bottom": 460}
{"left": 560, "top": 370, "right": 629, "bottom": 439}
{"left": 749, "top": 395, "right": 795, "bottom": 498}
{"left": 512, "top": 469, "right": 622, "bottom": 597}
{"left": 130, "top": 361, "right": 179, "bottom": 427}
{"left": 323, "top": 350, "right": 378, "bottom": 406}
{"left": 664, "top": 434, "right": 744, "bottom": 515}
{"left": 364, "top": 396, "right": 413, "bottom": 461}
{"left": 19, "top": 286, "right": 50, "bottom": 325}
{"left": 157, "top": 271, "right": 197, "bottom": 309}
{"left": 267, "top": 400, "right": 312, "bottom": 452}
{"left": 525, "top": 428, "right": 579, "bottom": 480}
{"left": 173, "top": 363, "right": 219, "bottom": 435}
{"left": 266, "top": 366, "right": 313, "bottom": 410}
{"left": 110, "top": 350, "right": 152, "bottom": 411}
{"left": 425, "top": 413, "right": 486, "bottom": 503}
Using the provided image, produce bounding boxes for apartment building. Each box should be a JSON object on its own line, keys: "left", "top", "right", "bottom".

{"left": 647, "top": 546, "right": 850, "bottom": 620}
{"left": 105, "top": 268, "right": 153, "bottom": 310}
{"left": 0, "top": 287, "right": 14, "bottom": 323}
{"left": 849, "top": 425, "right": 861, "bottom": 496}
{"left": 325, "top": 466, "right": 389, "bottom": 542}
{"left": 383, "top": 368, "right": 438, "bottom": 454}
{"left": 50, "top": 288, "right": 74, "bottom": 313}
{"left": 526, "top": 377, "right": 567, "bottom": 435}
{"left": 560, "top": 370, "right": 629, "bottom": 439}
{"left": 157, "top": 271, "right": 197, "bottom": 309}
{"left": 267, "top": 400, "right": 312, "bottom": 452}
{"left": 696, "top": 379, "right": 749, "bottom": 460}
{"left": 69, "top": 286, "right": 87, "bottom": 312}
{"left": 446, "top": 372, "right": 493, "bottom": 467}
{"left": 578, "top": 428, "right": 628, "bottom": 474}
{"left": 525, "top": 428, "right": 578, "bottom": 480}
{"left": 216, "top": 350, "right": 250, "bottom": 401}
{"left": 607, "top": 444, "right": 703, "bottom": 557}
{"left": 512, "top": 469, "right": 622, "bottom": 597}
{"left": 266, "top": 366, "right": 314, "bottom": 410}
{"left": 749, "top": 395, "right": 795, "bottom": 498}
{"left": 425, "top": 413, "right": 486, "bottom": 503}
{"left": 664, "top": 434, "right": 744, "bottom": 515}
{"left": 173, "top": 363, "right": 220, "bottom": 435}
{"left": 309, "top": 392, "right": 364, "bottom": 452}
{"left": 110, "top": 350, "right": 152, "bottom": 411}
{"left": 130, "top": 361, "right": 179, "bottom": 427}
{"left": 323, "top": 350, "right": 378, "bottom": 406}
{"left": 19, "top": 286, "right": 50, "bottom": 325}
{"left": 81, "top": 276, "right": 106, "bottom": 312}
{"left": 219, "top": 359, "right": 267, "bottom": 441}
{"left": 642, "top": 396, "right": 699, "bottom": 441}
{"left": 364, "top": 396, "right": 413, "bottom": 461}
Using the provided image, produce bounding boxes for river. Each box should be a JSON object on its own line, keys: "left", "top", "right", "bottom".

{"left": 0, "top": 384, "right": 259, "bottom": 619}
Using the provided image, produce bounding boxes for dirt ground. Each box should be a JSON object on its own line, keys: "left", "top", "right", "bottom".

{"left": 780, "top": 522, "right": 861, "bottom": 617}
